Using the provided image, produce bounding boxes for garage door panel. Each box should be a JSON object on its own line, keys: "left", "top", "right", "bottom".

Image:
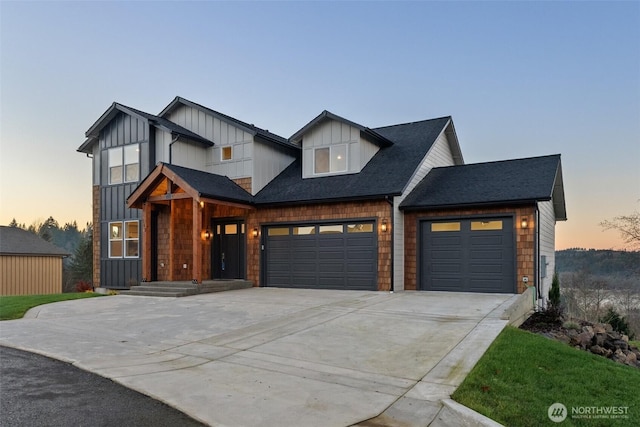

{"left": 430, "top": 278, "right": 464, "bottom": 291}
{"left": 347, "top": 249, "right": 376, "bottom": 260}
{"left": 432, "top": 263, "right": 462, "bottom": 273}
{"left": 431, "top": 250, "right": 462, "bottom": 260}
{"left": 265, "top": 221, "right": 377, "bottom": 290}
{"left": 430, "top": 236, "right": 462, "bottom": 246}
{"left": 470, "top": 250, "right": 503, "bottom": 260}
{"left": 421, "top": 217, "right": 515, "bottom": 293}
{"left": 470, "top": 263, "right": 504, "bottom": 274}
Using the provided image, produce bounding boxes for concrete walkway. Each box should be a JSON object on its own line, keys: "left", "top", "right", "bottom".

{"left": 0, "top": 288, "right": 518, "bottom": 426}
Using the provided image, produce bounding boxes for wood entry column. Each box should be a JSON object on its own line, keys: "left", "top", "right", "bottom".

{"left": 142, "top": 202, "right": 152, "bottom": 281}
{"left": 192, "top": 199, "right": 203, "bottom": 283}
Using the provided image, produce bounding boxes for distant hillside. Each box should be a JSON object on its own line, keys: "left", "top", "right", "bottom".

{"left": 556, "top": 249, "right": 640, "bottom": 276}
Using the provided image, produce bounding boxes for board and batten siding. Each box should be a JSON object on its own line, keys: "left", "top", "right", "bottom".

{"left": 1, "top": 255, "right": 63, "bottom": 296}
{"left": 253, "top": 141, "right": 296, "bottom": 195}
{"left": 98, "top": 112, "right": 150, "bottom": 288}
{"left": 538, "top": 200, "right": 557, "bottom": 303}
{"left": 393, "top": 123, "right": 455, "bottom": 290}
{"left": 301, "top": 120, "right": 379, "bottom": 178}
{"left": 159, "top": 105, "right": 255, "bottom": 179}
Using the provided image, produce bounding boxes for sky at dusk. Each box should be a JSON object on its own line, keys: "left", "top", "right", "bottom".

{"left": 1, "top": 1, "right": 638, "bottom": 250}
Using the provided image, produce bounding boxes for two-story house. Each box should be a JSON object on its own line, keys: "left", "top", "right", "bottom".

{"left": 78, "top": 97, "right": 566, "bottom": 305}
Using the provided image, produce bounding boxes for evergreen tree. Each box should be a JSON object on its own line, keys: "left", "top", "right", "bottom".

{"left": 68, "top": 227, "right": 93, "bottom": 285}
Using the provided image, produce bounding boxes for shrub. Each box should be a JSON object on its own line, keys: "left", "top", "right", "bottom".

{"left": 546, "top": 271, "right": 564, "bottom": 321}
{"left": 75, "top": 280, "right": 93, "bottom": 293}
{"left": 600, "top": 307, "right": 634, "bottom": 338}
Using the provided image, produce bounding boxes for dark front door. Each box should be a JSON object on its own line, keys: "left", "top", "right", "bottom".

{"left": 212, "top": 220, "right": 246, "bottom": 279}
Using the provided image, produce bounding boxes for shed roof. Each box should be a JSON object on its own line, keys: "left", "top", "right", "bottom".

{"left": 0, "top": 227, "right": 70, "bottom": 257}
{"left": 400, "top": 154, "right": 567, "bottom": 220}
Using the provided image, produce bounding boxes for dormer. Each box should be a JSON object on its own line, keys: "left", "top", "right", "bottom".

{"left": 290, "top": 111, "right": 393, "bottom": 179}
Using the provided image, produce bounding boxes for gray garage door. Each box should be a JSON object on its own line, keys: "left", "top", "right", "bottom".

{"left": 420, "top": 217, "right": 515, "bottom": 293}
{"left": 264, "top": 222, "right": 377, "bottom": 290}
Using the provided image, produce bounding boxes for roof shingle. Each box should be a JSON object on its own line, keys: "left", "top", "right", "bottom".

{"left": 0, "top": 227, "right": 70, "bottom": 256}
{"left": 400, "top": 154, "right": 564, "bottom": 212}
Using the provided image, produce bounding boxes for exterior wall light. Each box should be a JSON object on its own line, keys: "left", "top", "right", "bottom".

{"left": 202, "top": 230, "right": 212, "bottom": 240}
{"left": 252, "top": 228, "right": 259, "bottom": 238}
{"left": 199, "top": 201, "right": 205, "bottom": 208}
{"left": 381, "top": 219, "right": 388, "bottom": 232}
{"left": 521, "top": 217, "right": 528, "bottom": 229}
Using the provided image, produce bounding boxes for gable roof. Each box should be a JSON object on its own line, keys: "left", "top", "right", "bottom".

{"left": 159, "top": 97, "right": 297, "bottom": 151}
{"left": 127, "top": 163, "right": 254, "bottom": 209}
{"left": 289, "top": 110, "right": 394, "bottom": 148}
{"left": 0, "top": 227, "right": 70, "bottom": 257}
{"left": 400, "top": 154, "right": 567, "bottom": 220}
{"left": 77, "top": 102, "right": 213, "bottom": 154}
{"left": 253, "top": 116, "right": 453, "bottom": 205}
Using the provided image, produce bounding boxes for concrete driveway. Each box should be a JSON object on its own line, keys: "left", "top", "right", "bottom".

{"left": 0, "top": 288, "right": 518, "bottom": 426}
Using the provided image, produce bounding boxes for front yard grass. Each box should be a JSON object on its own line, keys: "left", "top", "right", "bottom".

{"left": 452, "top": 326, "right": 639, "bottom": 426}
{"left": 0, "top": 293, "right": 103, "bottom": 320}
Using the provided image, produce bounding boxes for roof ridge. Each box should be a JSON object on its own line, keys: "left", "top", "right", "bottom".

{"left": 432, "top": 153, "right": 561, "bottom": 170}
{"left": 372, "top": 115, "right": 452, "bottom": 131}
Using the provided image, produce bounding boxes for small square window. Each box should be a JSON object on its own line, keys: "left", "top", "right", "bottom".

{"left": 221, "top": 146, "right": 233, "bottom": 161}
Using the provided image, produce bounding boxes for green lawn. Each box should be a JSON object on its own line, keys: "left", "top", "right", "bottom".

{"left": 630, "top": 340, "right": 640, "bottom": 349}
{"left": 0, "top": 293, "right": 104, "bottom": 320}
{"left": 453, "top": 326, "right": 640, "bottom": 427}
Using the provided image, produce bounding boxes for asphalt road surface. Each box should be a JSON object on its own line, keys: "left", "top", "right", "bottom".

{"left": 0, "top": 346, "right": 206, "bottom": 427}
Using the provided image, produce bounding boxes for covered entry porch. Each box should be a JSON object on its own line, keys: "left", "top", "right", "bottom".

{"left": 127, "top": 163, "right": 254, "bottom": 284}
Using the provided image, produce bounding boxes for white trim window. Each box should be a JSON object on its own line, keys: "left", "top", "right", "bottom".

{"left": 221, "top": 146, "right": 233, "bottom": 161}
{"left": 109, "top": 221, "right": 139, "bottom": 258}
{"left": 314, "top": 144, "right": 347, "bottom": 174}
{"left": 108, "top": 144, "right": 139, "bottom": 184}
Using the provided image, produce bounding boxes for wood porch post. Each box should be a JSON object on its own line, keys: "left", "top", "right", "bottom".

{"left": 192, "top": 199, "right": 202, "bottom": 283}
{"left": 169, "top": 199, "right": 175, "bottom": 281}
{"left": 142, "top": 202, "right": 152, "bottom": 281}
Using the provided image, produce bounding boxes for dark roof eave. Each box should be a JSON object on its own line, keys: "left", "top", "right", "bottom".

{"left": 399, "top": 198, "right": 550, "bottom": 212}
{"left": 255, "top": 193, "right": 400, "bottom": 207}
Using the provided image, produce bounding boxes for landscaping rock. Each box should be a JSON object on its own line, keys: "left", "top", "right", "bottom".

{"left": 520, "top": 316, "right": 639, "bottom": 369}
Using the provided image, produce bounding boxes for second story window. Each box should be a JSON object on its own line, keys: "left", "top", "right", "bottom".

{"left": 314, "top": 144, "right": 347, "bottom": 175}
{"left": 108, "top": 144, "right": 139, "bottom": 184}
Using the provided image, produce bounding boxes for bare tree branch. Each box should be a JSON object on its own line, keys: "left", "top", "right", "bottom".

{"left": 600, "top": 210, "right": 640, "bottom": 250}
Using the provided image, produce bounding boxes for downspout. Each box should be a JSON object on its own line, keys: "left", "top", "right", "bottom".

{"left": 535, "top": 203, "right": 541, "bottom": 310}
{"left": 386, "top": 196, "right": 394, "bottom": 293}
{"left": 168, "top": 135, "right": 180, "bottom": 165}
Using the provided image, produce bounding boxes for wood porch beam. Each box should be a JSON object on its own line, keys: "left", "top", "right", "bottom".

{"left": 147, "top": 192, "right": 193, "bottom": 202}
{"left": 199, "top": 197, "right": 254, "bottom": 210}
